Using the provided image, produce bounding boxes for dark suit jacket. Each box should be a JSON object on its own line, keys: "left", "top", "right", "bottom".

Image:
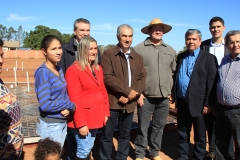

{"left": 200, "top": 39, "right": 211, "bottom": 52}
{"left": 200, "top": 38, "right": 229, "bottom": 56}
{"left": 173, "top": 49, "right": 218, "bottom": 117}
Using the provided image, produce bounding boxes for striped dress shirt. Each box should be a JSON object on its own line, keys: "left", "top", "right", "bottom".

{"left": 217, "top": 54, "right": 240, "bottom": 106}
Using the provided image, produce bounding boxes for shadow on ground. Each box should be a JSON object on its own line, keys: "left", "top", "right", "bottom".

{"left": 60, "top": 124, "right": 183, "bottom": 160}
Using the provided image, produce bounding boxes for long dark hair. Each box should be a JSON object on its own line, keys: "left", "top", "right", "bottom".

{"left": 41, "top": 35, "right": 63, "bottom": 50}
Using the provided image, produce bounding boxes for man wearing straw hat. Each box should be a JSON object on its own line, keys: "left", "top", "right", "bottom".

{"left": 134, "top": 18, "right": 176, "bottom": 160}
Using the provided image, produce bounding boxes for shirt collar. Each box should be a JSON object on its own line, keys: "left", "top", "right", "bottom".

{"left": 210, "top": 38, "right": 225, "bottom": 47}
{"left": 144, "top": 37, "right": 167, "bottom": 47}
{"left": 187, "top": 47, "right": 200, "bottom": 57}
{"left": 115, "top": 45, "right": 133, "bottom": 58}
{"left": 121, "top": 49, "right": 131, "bottom": 59}
{"left": 119, "top": 48, "right": 131, "bottom": 55}
{"left": 74, "top": 38, "right": 79, "bottom": 46}
{"left": 227, "top": 54, "right": 240, "bottom": 61}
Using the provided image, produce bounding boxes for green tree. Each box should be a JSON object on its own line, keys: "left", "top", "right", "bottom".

{"left": 23, "top": 25, "right": 63, "bottom": 49}
{"left": 98, "top": 44, "right": 134, "bottom": 54}
{"left": 62, "top": 33, "right": 72, "bottom": 44}
{"left": 0, "top": 24, "right": 7, "bottom": 39}
{"left": 0, "top": 25, "right": 28, "bottom": 43}
{"left": 15, "top": 26, "right": 27, "bottom": 47}
{"left": 6, "top": 27, "right": 17, "bottom": 40}
{"left": 105, "top": 44, "right": 115, "bottom": 50}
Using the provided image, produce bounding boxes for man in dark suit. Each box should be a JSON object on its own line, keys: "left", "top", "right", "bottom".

{"left": 200, "top": 17, "right": 234, "bottom": 160}
{"left": 173, "top": 29, "right": 218, "bottom": 160}
{"left": 201, "top": 16, "right": 228, "bottom": 65}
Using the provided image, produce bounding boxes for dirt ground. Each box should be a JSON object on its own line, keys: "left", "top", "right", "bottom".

{"left": 20, "top": 104, "right": 203, "bottom": 160}
{"left": 3, "top": 59, "right": 45, "bottom": 70}
{"left": 21, "top": 124, "right": 179, "bottom": 160}
{"left": 21, "top": 124, "right": 203, "bottom": 160}
{"left": 2, "top": 59, "right": 45, "bottom": 82}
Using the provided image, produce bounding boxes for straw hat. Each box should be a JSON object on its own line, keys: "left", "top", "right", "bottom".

{"left": 141, "top": 18, "right": 172, "bottom": 34}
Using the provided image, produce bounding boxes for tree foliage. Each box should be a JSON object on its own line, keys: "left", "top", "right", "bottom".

{"left": 6, "top": 27, "right": 17, "bottom": 40}
{"left": 0, "top": 24, "right": 27, "bottom": 46}
{"left": 62, "top": 33, "right": 73, "bottom": 44}
{"left": 97, "top": 44, "right": 115, "bottom": 53}
{"left": 16, "top": 26, "right": 27, "bottom": 47}
{"left": 98, "top": 44, "right": 135, "bottom": 54}
{"left": 23, "top": 25, "right": 72, "bottom": 49}
{"left": 23, "top": 25, "right": 61, "bottom": 49}
{"left": 0, "top": 24, "right": 7, "bottom": 39}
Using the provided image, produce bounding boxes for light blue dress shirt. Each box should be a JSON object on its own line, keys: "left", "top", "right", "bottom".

{"left": 177, "top": 47, "right": 200, "bottom": 99}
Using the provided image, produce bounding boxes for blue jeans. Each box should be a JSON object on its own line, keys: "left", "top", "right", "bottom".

{"left": 67, "top": 128, "right": 97, "bottom": 159}
{"left": 36, "top": 118, "right": 67, "bottom": 147}
{"left": 99, "top": 110, "right": 134, "bottom": 160}
{"left": 134, "top": 97, "right": 169, "bottom": 158}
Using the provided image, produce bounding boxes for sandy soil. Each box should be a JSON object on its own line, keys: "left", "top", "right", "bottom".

{"left": 1, "top": 59, "right": 45, "bottom": 82}
{"left": 21, "top": 124, "right": 205, "bottom": 160}
{"left": 21, "top": 125, "right": 179, "bottom": 160}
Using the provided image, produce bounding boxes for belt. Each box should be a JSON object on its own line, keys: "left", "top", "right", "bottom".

{"left": 219, "top": 103, "right": 240, "bottom": 109}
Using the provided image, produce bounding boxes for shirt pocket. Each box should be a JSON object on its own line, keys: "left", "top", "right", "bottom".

{"left": 162, "top": 53, "right": 174, "bottom": 67}
{"left": 81, "top": 99, "right": 92, "bottom": 109}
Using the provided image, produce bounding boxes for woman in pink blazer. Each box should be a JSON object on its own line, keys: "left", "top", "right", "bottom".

{"left": 65, "top": 36, "right": 109, "bottom": 160}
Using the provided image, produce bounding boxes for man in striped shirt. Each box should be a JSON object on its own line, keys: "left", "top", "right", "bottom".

{"left": 216, "top": 30, "right": 240, "bottom": 160}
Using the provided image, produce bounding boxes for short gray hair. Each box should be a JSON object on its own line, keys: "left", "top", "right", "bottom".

{"left": 73, "top": 18, "right": 90, "bottom": 31}
{"left": 117, "top": 24, "right": 133, "bottom": 37}
{"left": 185, "top": 29, "right": 202, "bottom": 40}
{"left": 225, "top": 30, "right": 240, "bottom": 45}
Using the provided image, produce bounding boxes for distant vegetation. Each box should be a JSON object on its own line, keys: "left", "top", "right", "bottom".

{"left": 0, "top": 24, "right": 72, "bottom": 49}
{"left": 23, "top": 25, "right": 73, "bottom": 49}
{"left": 0, "top": 24, "right": 27, "bottom": 47}
{"left": 0, "top": 24, "right": 135, "bottom": 51}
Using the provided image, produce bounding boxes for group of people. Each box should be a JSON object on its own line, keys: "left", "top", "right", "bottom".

{"left": 173, "top": 17, "right": 240, "bottom": 160}
{"left": 34, "top": 19, "right": 109, "bottom": 160}
{"left": 0, "top": 15, "right": 239, "bottom": 160}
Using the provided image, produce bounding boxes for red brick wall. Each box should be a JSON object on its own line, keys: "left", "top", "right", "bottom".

{"left": 3, "top": 50, "right": 45, "bottom": 59}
